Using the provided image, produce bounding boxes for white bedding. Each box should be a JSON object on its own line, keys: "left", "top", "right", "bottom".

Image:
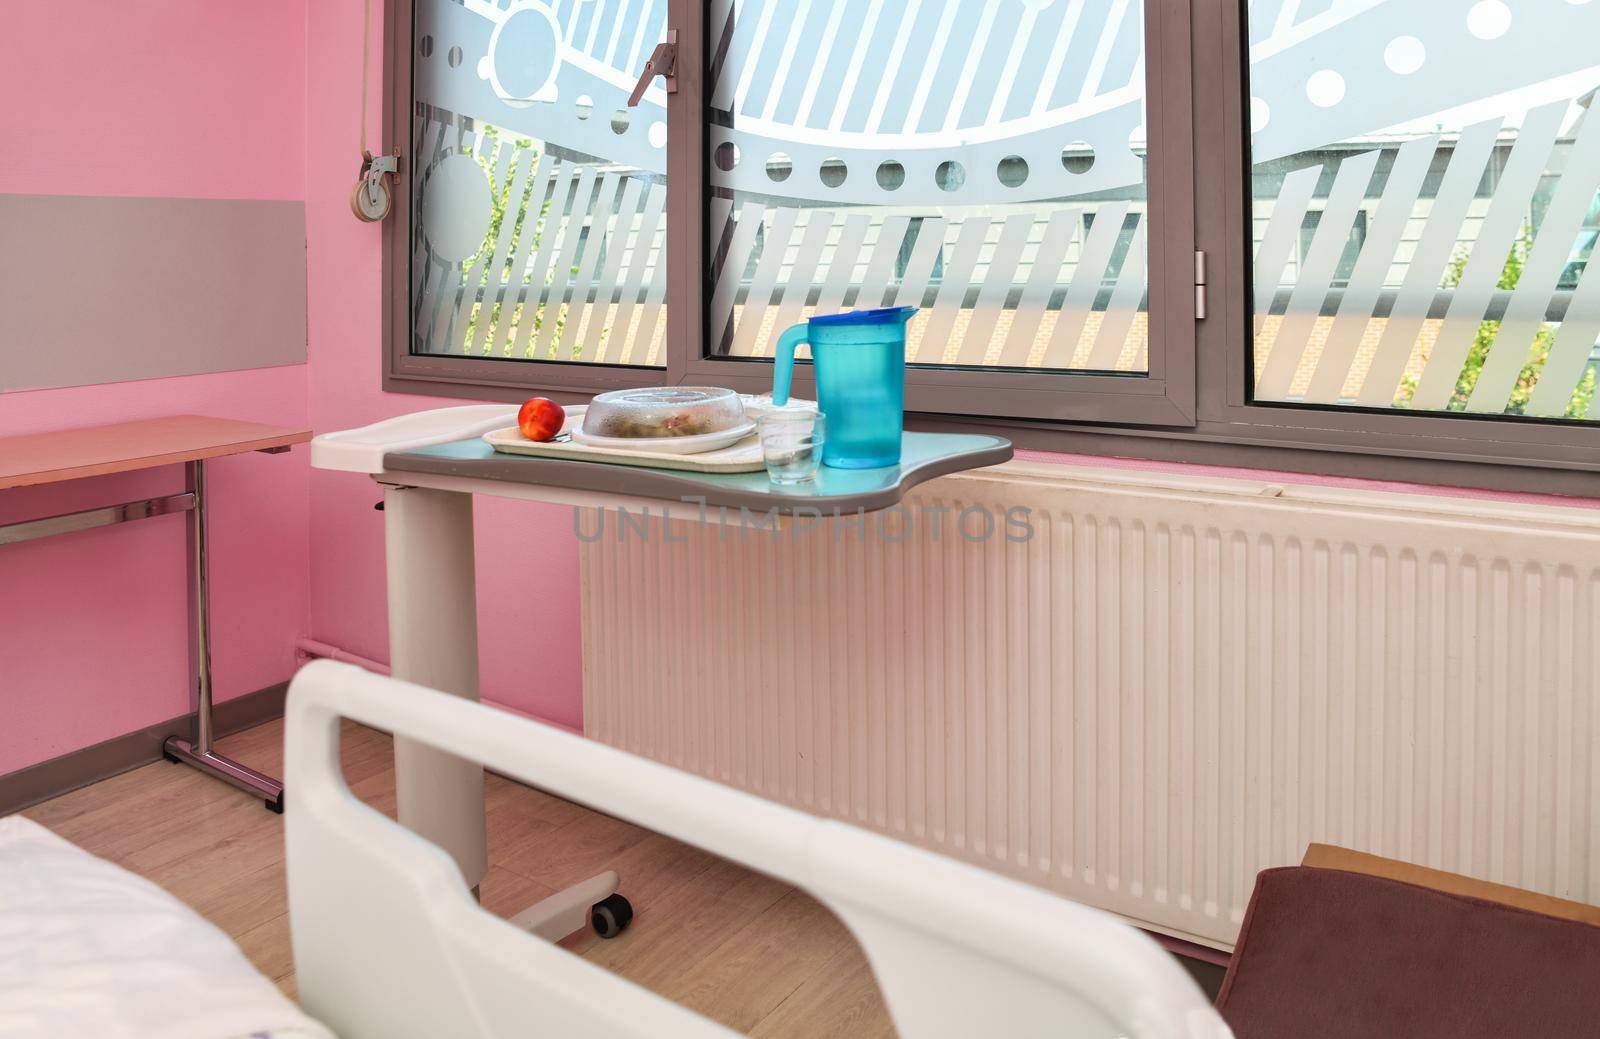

{"left": 0, "top": 815, "right": 334, "bottom": 1039}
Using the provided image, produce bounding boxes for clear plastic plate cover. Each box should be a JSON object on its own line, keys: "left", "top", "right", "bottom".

{"left": 581, "top": 386, "right": 748, "bottom": 439}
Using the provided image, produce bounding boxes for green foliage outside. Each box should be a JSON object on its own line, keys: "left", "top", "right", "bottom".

{"left": 457, "top": 125, "right": 583, "bottom": 359}
{"left": 1395, "top": 225, "right": 1595, "bottom": 417}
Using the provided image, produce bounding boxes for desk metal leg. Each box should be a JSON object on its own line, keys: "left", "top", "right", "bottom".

{"left": 163, "top": 459, "right": 285, "bottom": 812}
{"left": 383, "top": 484, "right": 488, "bottom": 889}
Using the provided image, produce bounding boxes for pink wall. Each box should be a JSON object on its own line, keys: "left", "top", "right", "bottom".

{"left": 303, "top": 2, "right": 584, "bottom": 729}
{"left": 0, "top": 3, "right": 306, "bottom": 201}
{"left": 0, "top": 2, "right": 311, "bottom": 774}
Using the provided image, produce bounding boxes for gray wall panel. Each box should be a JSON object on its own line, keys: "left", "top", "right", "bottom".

{"left": 0, "top": 195, "right": 307, "bottom": 390}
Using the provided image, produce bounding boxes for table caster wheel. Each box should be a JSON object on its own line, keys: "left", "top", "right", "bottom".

{"left": 591, "top": 893, "right": 633, "bottom": 939}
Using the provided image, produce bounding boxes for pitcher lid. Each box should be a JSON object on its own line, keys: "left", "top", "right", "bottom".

{"left": 809, "top": 306, "right": 917, "bottom": 327}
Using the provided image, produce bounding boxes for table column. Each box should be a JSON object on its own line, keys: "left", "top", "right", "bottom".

{"left": 382, "top": 484, "right": 487, "bottom": 888}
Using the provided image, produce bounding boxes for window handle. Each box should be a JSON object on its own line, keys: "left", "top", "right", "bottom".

{"left": 628, "top": 29, "right": 677, "bottom": 106}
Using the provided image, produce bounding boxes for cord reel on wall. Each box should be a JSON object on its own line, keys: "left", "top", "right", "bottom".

{"left": 351, "top": 151, "right": 397, "bottom": 222}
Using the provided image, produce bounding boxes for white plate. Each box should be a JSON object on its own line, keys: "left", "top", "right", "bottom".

{"left": 569, "top": 419, "right": 757, "bottom": 455}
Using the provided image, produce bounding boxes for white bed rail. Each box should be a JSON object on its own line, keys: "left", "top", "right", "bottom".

{"left": 284, "top": 661, "right": 1229, "bottom": 1038}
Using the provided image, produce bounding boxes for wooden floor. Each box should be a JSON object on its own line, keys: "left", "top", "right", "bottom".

{"left": 23, "top": 718, "right": 898, "bottom": 1038}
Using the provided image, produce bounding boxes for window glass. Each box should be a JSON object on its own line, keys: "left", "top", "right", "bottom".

{"left": 410, "top": 0, "right": 669, "bottom": 366}
{"left": 1248, "top": 0, "right": 1600, "bottom": 420}
{"left": 706, "top": 0, "right": 1151, "bottom": 374}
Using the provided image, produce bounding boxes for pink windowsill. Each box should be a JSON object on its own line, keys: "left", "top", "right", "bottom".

{"left": 1014, "top": 448, "right": 1600, "bottom": 512}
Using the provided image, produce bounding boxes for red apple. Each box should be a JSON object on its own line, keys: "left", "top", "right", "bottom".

{"left": 518, "top": 397, "right": 565, "bottom": 442}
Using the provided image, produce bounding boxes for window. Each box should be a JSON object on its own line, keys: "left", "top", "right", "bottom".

{"left": 392, "top": 0, "right": 673, "bottom": 392}
{"left": 385, "top": 1, "right": 1600, "bottom": 491}
{"left": 1246, "top": 5, "right": 1600, "bottom": 423}
{"left": 705, "top": 0, "right": 1153, "bottom": 372}
{"left": 388, "top": 0, "right": 1193, "bottom": 423}
{"left": 680, "top": 0, "right": 1195, "bottom": 424}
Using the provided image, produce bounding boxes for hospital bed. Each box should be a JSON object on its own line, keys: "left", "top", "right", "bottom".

{"left": 284, "top": 660, "right": 1230, "bottom": 1038}
{"left": 0, "top": 815, "right": 331, "bottom": 1039}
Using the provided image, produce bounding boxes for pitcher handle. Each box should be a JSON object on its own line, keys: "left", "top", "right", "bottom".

{"left": 771, "top": 323, "right": 808, "bottom": 407}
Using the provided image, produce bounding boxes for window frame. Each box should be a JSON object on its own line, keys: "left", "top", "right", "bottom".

{"left": 680, "top": 0, "right": 1197, "bottom": 426}
{"left": 382, "top": 0, "right": 680, "bottom": 399}
{"left": 1186, "top": 3, "right": 1600, "bottom": 475}
{"left": 384, "top": 0, "right": 1196, "bottom": 425}
{"left": 381, "top": 0, "right": 1600, "bottom": 495}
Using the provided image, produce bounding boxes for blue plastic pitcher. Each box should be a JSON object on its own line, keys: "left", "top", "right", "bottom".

{"left": 771, "top": 306, "right": 915, "bottom": 469}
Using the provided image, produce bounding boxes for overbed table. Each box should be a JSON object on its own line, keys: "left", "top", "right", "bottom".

{"left": 312, "top": 406, "right": 1011, "bottom": 903}
{"left": 1, "top": 415, "right": 311, "bottom": 810}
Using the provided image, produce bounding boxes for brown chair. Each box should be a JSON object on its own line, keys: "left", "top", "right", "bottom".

{"left": 1216, "top": 846, "right": 1600, "bottom": 1038}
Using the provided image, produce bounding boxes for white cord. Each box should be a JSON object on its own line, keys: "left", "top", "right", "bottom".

{"left": 360, "top": 0, "right": 374, "bottom": 158}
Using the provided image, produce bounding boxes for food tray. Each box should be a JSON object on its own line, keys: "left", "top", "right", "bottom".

{"left": 483, "top": 406, "right": 764, "bottom": 473}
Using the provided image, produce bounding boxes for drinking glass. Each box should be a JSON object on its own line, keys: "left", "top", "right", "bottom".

{"left": 758, "top": 410, "right": 825, "bottom": 485}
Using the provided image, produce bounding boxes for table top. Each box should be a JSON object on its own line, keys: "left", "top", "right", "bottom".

{"left": 0, "top": 415, "right": 312, "bottom": 490}
{"left": 383, "top": 431, "right": 1013, "bottom": 514}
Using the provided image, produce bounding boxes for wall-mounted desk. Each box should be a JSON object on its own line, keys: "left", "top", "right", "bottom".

{"left": 1, "top": 415, "right": 311, "bottom": 809}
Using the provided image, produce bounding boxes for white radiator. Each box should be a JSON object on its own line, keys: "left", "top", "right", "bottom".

{"left": 579, "top": 462, "right": 1600, "bottom": 948}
